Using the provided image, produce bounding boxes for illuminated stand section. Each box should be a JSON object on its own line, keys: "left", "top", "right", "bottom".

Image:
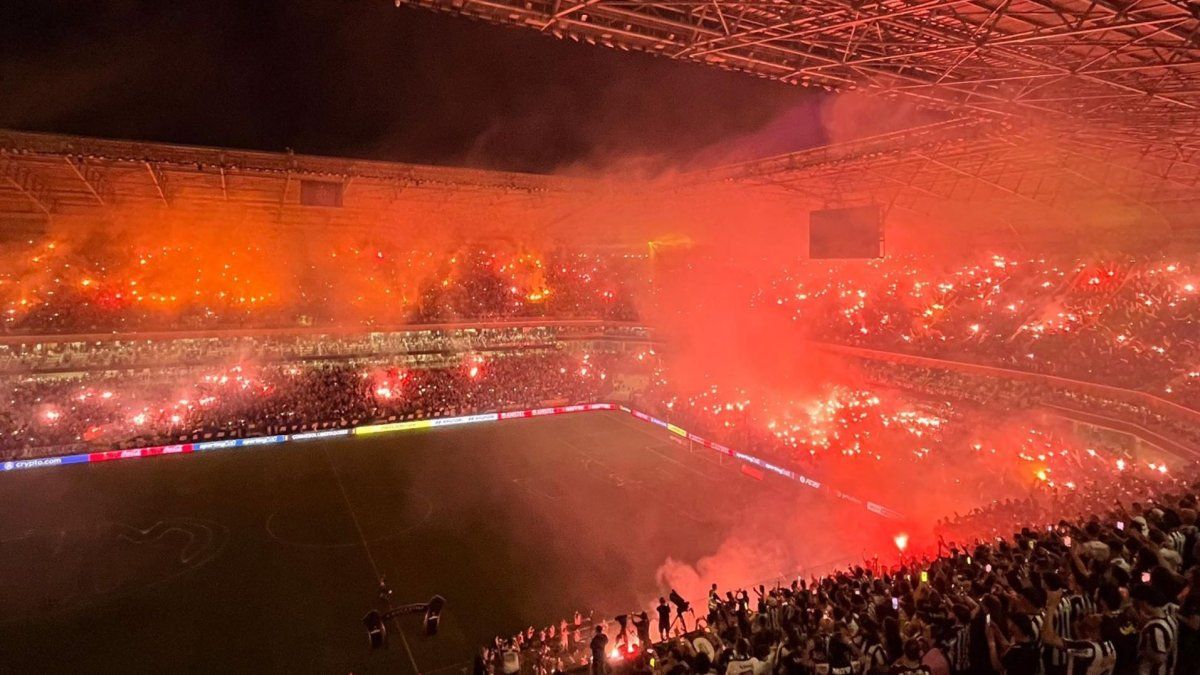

{"left": 0, "top": 403, "right": 903, "bottom": 521}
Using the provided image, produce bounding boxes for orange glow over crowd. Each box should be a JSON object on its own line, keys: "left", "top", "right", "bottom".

{"left": 4, "top": 234, "right": 1199, "bottom": 555}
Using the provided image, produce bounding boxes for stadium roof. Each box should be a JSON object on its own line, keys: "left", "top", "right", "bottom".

{"left": 0, "top": 128, "right": 585, "bottom": 207}
{"left": 394, "top": 0, "right": 1200, "bottom": 237}
{"left": 677, "top": 117, "right": 1200, "bottom": 235}
{"left": 4, "top": 4, "right": 1198, "bottom": 242}
{"left": 0, "top": 129, "right": 602, "bottom": 236}
{"left": 3, "top": 128, "right": 711, "bottom": 248}
{"left": 397, "top": 0, "right": 1200, "bottom": 162}
{"left": 4, "top": 122, "right": 1199, "bottom": 243}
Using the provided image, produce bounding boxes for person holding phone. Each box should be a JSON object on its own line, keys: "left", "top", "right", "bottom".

{"left": 657, "top": 597, "right": 672, "bottom": 642}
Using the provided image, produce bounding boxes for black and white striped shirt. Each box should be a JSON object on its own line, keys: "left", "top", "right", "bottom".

{"left": 1138, "top": 612, "right": 1178, "bottom": 675}
{"left": 1049, "top": 595, "right": 1097, "bottom": 666}
{"left": 946, "top": 624, "right": 971, "bottom": 672}
{"left": 1030, "top": 611, "right": 1046, "bottom": 649}
{"left": 1062, "top": 639, "right": 1116, "bottom": 675}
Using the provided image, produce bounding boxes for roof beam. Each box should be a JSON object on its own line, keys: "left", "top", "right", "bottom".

{"left": 1, "top": 159, "right": 54, "bottom": 214}
{"left": 63, "top": 156, "right": 106, "bottom": 205}
{"left": 144, "top": 161, "right": 169, "bottom": 207}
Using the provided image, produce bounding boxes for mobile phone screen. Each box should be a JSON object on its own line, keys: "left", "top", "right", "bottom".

{"left": 1117, "top": 521, "right": 1125, "bottom": 531}
{"left": 920, "top": 571, "right": 929, "bottom": 583}
{"left": 1142, "top": 572, "right": 1151, "bottom": 583}
{"left": 892, "top": 597, "right": 899, "bottom": 610}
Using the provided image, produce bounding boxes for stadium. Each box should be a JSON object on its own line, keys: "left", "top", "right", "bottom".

{"left": 2, "top": 1, "right": 1200, "bottom": 674}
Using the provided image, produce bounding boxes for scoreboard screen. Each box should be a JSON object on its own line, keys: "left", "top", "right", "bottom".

{"left": 809, "top": 205, "right": 883, "bottom": 259}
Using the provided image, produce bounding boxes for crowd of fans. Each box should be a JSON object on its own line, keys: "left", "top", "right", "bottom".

{"left": 1, "top": 240, "right": 642, "bottom": 334}
{"left": 0, "top": 350, "right": 620, "bottom": 459}
{"left": 628, "top": 371, "right": 1168, "bottom": 521}
{"left": 769, "top": 254, "right": 1200, "bottom": 409}
{"left": 9, "top": 241, "right": 1200, "bottom": 418}
{"left": 634, "top": 380, "right": 966, "bottom": 469}
{"left": 0, "top": 324, "right": 650, "bottom": 374}
{"left": 483, "top": 464, "right": 1200, "bottom": 675}
{"left": 854, "top": 359, "right": 1200, "bottom": 452}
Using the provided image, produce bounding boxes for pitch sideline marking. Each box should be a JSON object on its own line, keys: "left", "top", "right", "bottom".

{"left": 323, "top": 447, "right": 422, "bottom": 675}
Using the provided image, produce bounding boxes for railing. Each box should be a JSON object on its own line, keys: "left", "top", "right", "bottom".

{"left": 0, "top": 320, "right": 659, "bottom": 375}
{"left": 1039, "top": 404, "right": 1198, "bottom": 459}
{"left": 0, "top": 318, "right": 651, "bottom": 346}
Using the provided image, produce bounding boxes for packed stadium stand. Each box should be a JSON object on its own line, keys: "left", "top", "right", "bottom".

{"left": 4, "top": 0, "right": 1200, "bottom": 672}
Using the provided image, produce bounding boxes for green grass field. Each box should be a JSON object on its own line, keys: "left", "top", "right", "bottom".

{"left": 0, "top": 411, "right": 846, "bottom": 674}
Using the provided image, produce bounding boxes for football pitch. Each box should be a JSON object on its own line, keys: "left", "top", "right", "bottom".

{"left": 0, "top": 411, "right": 851, "bottom": 674}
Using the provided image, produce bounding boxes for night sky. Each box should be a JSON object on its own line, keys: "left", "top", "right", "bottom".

{"left": 0, "top": 1, "right": 826, "bottom": 174}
